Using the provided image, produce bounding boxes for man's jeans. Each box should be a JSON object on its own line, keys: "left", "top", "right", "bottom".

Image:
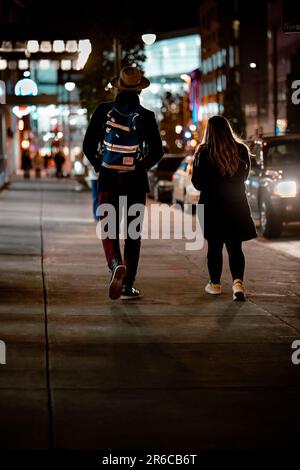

{"left": 98, "top": 190, "right": 146, "bottom": 286}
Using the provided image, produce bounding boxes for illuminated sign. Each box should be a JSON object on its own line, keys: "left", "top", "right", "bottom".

{"left": 12, "top": 106, "right": 33, "bottom": 118}
{"left": 14, "top": 78, "right": 38, "bottom": 97}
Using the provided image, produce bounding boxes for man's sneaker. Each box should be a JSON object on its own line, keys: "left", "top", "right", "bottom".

{"left": 109, "top": 262, "right": 127, "bottom": 300}
{"left": 232, "top": 279, "right": 246, "bottom": 301}
{"left": 205, "top": 281, "right": 222, "bottom": 295}
{"left": 121, "top": 285, "right": 141, "bottom": 300}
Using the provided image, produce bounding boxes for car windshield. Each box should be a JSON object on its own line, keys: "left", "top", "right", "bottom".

{"left": 266, "top": 140, "right": 300, "bottom": 167}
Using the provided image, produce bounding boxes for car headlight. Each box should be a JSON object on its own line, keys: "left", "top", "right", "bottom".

{"left": 273, "top": 180, "right": 297, "bottom": 198}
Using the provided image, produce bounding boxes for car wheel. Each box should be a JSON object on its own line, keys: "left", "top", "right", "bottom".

{"left": 259, "top": 200, "right": 282, "bottom": 238}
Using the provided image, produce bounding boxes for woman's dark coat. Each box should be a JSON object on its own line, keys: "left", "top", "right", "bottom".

{"left": 192, "top": 143, "right": 257, "bottom": 241}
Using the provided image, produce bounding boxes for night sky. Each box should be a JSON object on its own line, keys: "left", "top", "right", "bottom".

{"left": 26, "top": 0, "right": 201, "bottom": 35}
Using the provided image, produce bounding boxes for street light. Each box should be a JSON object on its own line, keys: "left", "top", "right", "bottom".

{"left": 27, "top": 40, "right": 39, "bottom": 53}
{"left": 53, "top": 40, "right": 65, "bottom": 53}
{"left": 65, "top": 81, "right": 76, "bottom": 92}
{"left": 249, "top": 62, "right": 261, "bottom": 136}
{"left": 112, "top": 32, "right": 156, "bottom": 80}
{"left": 141, "top": 33, "right": 157, "bottom": 45}
{"left": 180, "top": 74, "right": 191, "bottom": 84}
{"left": 64, "top": 82, "right": 76, "bottom": 158}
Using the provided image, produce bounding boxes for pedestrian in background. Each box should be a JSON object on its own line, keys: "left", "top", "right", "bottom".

{"left": 44, "top": 153, "right": 51, "bottom": 171}
{"left": 33, "top": 151, "right": 43, "bottom": 178}
{"left": 83, "top": 66, "right": 164, "bottom": 300}
{"left": 192, "top": 115, "right": 257, "bottom": 301}
{"left": 21, "top": 149, "right": 32, "bottom": 179}
{"left": 54, "top": 150, "right": 65, "bottom": 178}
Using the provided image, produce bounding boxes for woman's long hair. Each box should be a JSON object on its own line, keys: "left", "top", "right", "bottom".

{"left": 200, "top": 115, "right": 244, "bottom": 177}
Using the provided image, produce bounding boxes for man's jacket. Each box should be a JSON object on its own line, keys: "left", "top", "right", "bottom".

{"left": 83, "top": 91, "right": 164, "bottom": 193}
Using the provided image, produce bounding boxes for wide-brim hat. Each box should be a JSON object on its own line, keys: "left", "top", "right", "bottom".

{"left": 111, "top": 66, "right": 150, "bottom": 91}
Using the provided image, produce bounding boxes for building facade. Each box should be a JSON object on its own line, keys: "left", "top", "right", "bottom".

{"left": 267, "top": 0, "right": 300, "bottom": 135}
{"left": 198, "top": 0, "right": 269, "bottom": 138}
{"left": 0, "top": 1, "right": 91, "bottom": 184}
{"left": 142, "top": 30, "right": 201, "bottom": 153}
{"left": 199, "top": 0, "right": 300, "bottom": 138}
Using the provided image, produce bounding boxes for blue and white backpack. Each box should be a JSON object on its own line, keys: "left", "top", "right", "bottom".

{"left": 101, "top": 107, "right": 141, "bottom": 171}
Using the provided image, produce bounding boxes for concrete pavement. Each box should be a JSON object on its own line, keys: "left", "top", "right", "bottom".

{"left": 0, "top": 178, "right": 300, "bottom": 451}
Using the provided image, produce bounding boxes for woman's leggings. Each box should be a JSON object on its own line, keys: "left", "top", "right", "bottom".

{"left": 207, "top": 239, "right": 245, "bottom": 284}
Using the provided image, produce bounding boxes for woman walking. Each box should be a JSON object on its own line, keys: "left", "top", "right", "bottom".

{"left": 192, "top": 115, "right": 257, "bottom": 301}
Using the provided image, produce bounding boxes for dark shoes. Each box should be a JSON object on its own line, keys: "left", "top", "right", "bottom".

{"left": 108, "top": 259, "right": 141, "bottom": 300}
{"left": 121, "top": 285, "right": 141, "bottom": 300}
{"left": 109, "top": 260, "right": 127, "bottom": 300}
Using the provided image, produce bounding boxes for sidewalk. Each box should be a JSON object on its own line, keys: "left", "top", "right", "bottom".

{"left": 0, "top": 178, "right": 299, "bottom": 450}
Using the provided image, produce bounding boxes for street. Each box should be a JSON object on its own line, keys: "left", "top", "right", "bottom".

{"left": 0, "top": 178, "right": 300, "bottom": 451}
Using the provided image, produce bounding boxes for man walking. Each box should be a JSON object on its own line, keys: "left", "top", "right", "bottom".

{"left": 83, "top": 66, "right": 164, "bottom": 300}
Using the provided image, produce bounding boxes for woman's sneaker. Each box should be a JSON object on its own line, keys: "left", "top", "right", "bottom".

{"left": 121, "top": 285, "right": 141, "bottom": 300}
{"left": 232, "top": 279, "right": 246, "bottom": 301}
{"left": 205, "top": 281, "right": 222, "bottom": 295}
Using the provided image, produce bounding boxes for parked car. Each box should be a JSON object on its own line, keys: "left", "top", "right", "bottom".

{"left": 246, "top": 134, "right": 300, "bottom": 238}
{"left": 148, "top": 154, "right": 185, "bottom": 203}
{"left": 172, "top": 155, "right": 200, "bottom": 207}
